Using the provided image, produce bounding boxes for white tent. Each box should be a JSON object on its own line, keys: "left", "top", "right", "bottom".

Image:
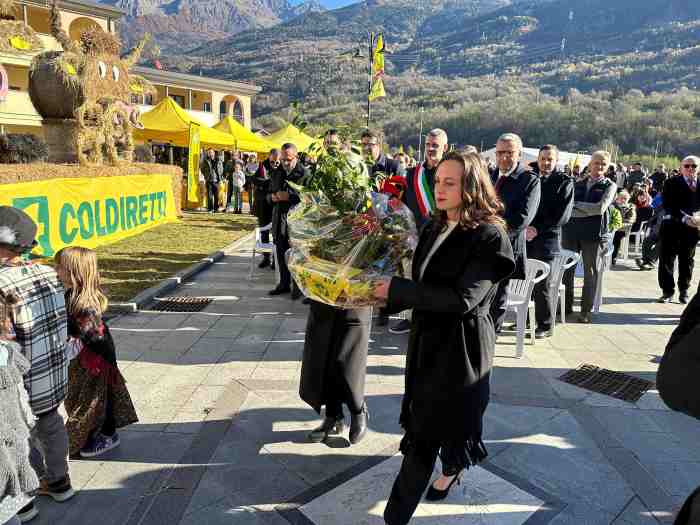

{"left": 482, "top": 147, "right": 591, "bottom": 171}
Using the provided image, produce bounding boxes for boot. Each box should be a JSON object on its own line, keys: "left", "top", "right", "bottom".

{"left": 349, "top": 404, "right": 369, "bottom": 445}
{"left": 309, "top": 417, "right": 345, "bottom": 443}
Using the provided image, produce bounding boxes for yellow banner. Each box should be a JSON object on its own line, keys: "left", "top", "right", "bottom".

{"left": 369, "top": 78, "right": 385, "bottom": 101}
{"left": 188, "top": 123, "right": 201, "bottom": 202}
{"left": 0, "top": 174, "right": 178, "bottom": 257}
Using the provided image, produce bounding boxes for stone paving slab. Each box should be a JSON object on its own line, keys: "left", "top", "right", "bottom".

{"left": 25, "top": 237, "right": 700, "bottom": 525}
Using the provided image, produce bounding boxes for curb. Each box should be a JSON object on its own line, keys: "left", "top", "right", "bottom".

{"left": 107, "top": 231, "right": 255, "bottom": 315}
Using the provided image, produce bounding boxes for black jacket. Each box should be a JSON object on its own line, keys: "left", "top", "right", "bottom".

{"left": 490, "top": 162, "right": 541, "bottom": 279}
{"left": 662, "top": 174, "right": 700, "bottom": 223}
{"left": 527, "top": 169, "right": 574, "bottom": 259}
{"left": 371, "top": 153, "right": 400, "bottom": 182}
{"left": 563, "top": 177, "right": 616, "bottom": 243}
{"left": 201, "top": 157, "right": 223, "bottom": 184}
{"left": 386, "top": 221, "right": 514, "bottom": 443}
{"left": 251, "top": 159, "right": 276, "bottom": 222}
{"left": 269, "top": 162, "right": 308, "bottom": 239}
{"left": 403, "top": 162, "right": 437, "bottom": 227}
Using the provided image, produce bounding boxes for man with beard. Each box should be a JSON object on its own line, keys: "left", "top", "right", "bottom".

{"left": 387, "top": 128, "right": 450, "bottom": 335}
{"left": 527, "top": 145, "right": 574, "bottom": 338}
{"left": 268, "top": 143, "right": 309, "bottom": 298}
{"left": 489, "top": 133, "right": 541, "bottom": 333}
{"left": 361, "top": 129, "right": 399, "bottom": 184}
{"left": 251, "top": 148, "right": 280, "bottom": 269}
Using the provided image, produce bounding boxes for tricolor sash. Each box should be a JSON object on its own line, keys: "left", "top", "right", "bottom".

{"left": 412, "top": 163, "right": 435, "bottom": 218}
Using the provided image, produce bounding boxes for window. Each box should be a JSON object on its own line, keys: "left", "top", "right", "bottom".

{"left": 203, "top": 102, "right": 211, "bottom": 112}
{"left": 130, "top": 94, "right": 140, "bottom": 105}
{"left": 172, "top": 94, "right": 185, "bottom": 107}
{"left": 219, "top": 100, "right": 227, "bottom": 120}
{"left": 233, "top": 99, "right": 244, "bottom": 124}
{"left": 145, "top": 94, "right": 154, "bottom": 105}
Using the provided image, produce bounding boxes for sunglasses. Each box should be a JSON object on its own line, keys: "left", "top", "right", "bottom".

{"left": 683, "top": 164, "right": 697, "bottom": 169}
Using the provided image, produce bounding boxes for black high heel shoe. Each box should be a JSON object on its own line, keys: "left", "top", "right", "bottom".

{"left": 425, "top": 472, "right": 462, "bottom": 501}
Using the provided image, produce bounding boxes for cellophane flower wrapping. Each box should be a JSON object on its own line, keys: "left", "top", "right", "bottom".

{"left": 287, "top": 152, "right": 418, "bottom": 308}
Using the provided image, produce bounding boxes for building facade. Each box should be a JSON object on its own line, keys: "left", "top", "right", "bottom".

{"left": 0, "top": 0, "right": 260, "bottom": 136}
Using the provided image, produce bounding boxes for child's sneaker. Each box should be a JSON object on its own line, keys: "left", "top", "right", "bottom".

{"left": 80, "top": 432, "right": 120, "bottom": 458}
{"left": 17, "top": 500, "right": 39, "bottom": 522}
{"left": 38, "top": 475, "right": 75, "bottom": 502}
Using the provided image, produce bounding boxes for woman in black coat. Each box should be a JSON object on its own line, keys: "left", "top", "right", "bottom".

{"left": 374, "top": 151, "right": 515, "bottom": 525}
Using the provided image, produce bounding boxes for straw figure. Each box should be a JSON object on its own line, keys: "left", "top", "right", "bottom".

{"left": 28, "top": 3, "right": 153, "bottom": 165}
{"left": 0, "top": 0, "right": 43, "bottom": 54}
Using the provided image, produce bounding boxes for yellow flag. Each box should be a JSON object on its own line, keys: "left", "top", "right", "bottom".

{"left": 369, "top": 33, "right": 386, "bottom": 101}
{"left": 187, "top": 123, "right": 201, "bottom": 203}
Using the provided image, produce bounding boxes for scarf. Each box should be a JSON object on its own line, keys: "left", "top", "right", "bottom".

{"left": 412, "top": 163, "right": 435, "bottom": 218}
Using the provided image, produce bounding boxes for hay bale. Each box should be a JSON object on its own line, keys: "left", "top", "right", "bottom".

{"left": 42, "top": 119, "right": 79, "bottom": 163}
{"left": 134, "top": 144, "right": 154, "bottom": 163}
{"left": 0, "top": 134, "right": 49, "bottom": 164}
{"left": 80, "top": 27, "right": 120, "bottom": 56}
{"left": 0, "top": 20, "right": 43, "bottom": 53}
{"left": 29, "top": 52, "right": 84, "bottom": 119}
{"left": 0, "top": 0, "right": 15, "bottom": 20}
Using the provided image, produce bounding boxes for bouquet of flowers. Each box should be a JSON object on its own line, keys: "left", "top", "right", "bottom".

{"left": 287, "top": 148, "right": 417, "bottom": 307}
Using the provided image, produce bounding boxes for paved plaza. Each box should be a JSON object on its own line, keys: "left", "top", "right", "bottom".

{"left": 30, "top": 235, "right": 700, "bottom": 525}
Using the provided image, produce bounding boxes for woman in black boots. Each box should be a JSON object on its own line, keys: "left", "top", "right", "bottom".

{"left": 374, "top": 151, "right": 514, "bottom": 524}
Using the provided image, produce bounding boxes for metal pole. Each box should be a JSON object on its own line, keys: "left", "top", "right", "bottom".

{"left": 417, "top": 107, "right": 424, "bottom": 164}
{"left": 367, "top": 31, "right": 373, "bottom": 129}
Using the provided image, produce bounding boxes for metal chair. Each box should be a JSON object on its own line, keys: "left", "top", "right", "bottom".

{"left": 505, "top": 259, "right": 550, "bottom": 358}
{"left": 249, "top": 223, "right": 276, "bottom": 280}
{"left": 629, "top": 220, "right": 649, "bottom": 256}
{"left": 548, "top": 249, "right": 581, "bottom": 331}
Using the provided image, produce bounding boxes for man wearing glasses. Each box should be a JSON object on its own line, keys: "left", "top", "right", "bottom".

{"left": 489, "top": 133, "right": 541, "bottom": 332}
{"left": 361, "top": 130, "right": 399, "bottom": 184}
{"left": 658, "top": 156, "right": 700, "bottom": 304}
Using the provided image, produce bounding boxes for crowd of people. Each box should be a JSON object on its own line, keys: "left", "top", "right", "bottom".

{"left": 1, "top": 125, "right": 698, "bottom": 525}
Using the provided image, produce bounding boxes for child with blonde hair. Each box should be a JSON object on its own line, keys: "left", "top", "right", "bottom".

{"left": 55, "top": 247, "right": 137, "bottom": 458}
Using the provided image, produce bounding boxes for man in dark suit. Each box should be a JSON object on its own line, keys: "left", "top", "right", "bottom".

{"left": 489, "top": 133, "right": 541, "bottom": 333}
{"left": 201, "top": 148, "right": 223, "bottom": 213}
{"left": 268, "top": 143, "right": 309, "bottom": 298}
{"left": 361, "top": 129, "right": 399, "bottom": 184}
{"left": 527, "top": 145, "right": 574, "bottom": 338}
{"left": 657, "top": 156, "right": 700, "bottom": 304}
{"left": 389, "top": 128, "right": 450, "bottom": 334}
{"left": 562, "top": 151, "right": 617, "bottom": 323}
{"left": 250, "top": 148, "right": 279, "bottom": 269}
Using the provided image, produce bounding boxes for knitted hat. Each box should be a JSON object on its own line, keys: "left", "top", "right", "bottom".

{"left": 0, "top": 206, "right": 37, "bottom": 253}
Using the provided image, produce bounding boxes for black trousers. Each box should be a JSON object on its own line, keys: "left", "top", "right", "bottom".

{"left": 532, "top": 256, "right": 554, "bottom": 329}
{"left": 490, "top": 279, "right": 509, "bottom": 332}
{"left": 658, "top": 224, "right": 698, "bottom": 295}
{"left": 206, "top": 182, "right": 220, "bottom": 211}
{"left": 275, "top": 234, "right": 292, "bottom": 289}
{"left": 612, "top": 230, "right": 627, "bottom": 261}
{"left": 641, "top": 235, "right": 660, "bottom": 265}
{"left": 384, "top": 440, "right": 463, "bottom": 525}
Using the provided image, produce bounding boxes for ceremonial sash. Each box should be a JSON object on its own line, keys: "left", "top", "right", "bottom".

{"left": 412, "top": 164, "right": 435, "bottom": 218}
{"left": 259, "top": 161, "right": 266, "bottom": 178}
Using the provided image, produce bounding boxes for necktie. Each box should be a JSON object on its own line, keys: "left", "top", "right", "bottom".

{"left": 689, "top": 177, "right": 697, "bottom": 192}
{"left": 495, "top": 175, "right": 506, "bottom": 193}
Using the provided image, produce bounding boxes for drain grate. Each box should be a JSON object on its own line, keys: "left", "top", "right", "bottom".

{"left": 559, "top": 364, "right": 654, "bottom": 403}
{"left": 151, "top": 296, "right": 213, "bottom": 312}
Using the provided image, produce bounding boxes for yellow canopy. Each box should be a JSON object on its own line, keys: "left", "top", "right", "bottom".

{"left": 134, "top": 97, "right": 237, "bottom": 148}
{"left": 213, "top": 116, "right": 276, "bottom": 153}
{"left": 266, "top": 124, "right": 321, "bottom": 152}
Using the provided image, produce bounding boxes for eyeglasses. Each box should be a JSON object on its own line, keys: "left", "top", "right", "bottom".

{"left": 496, "top": 151, "right": 517, "bottom": 157}
{"left": 362, "top": 142, "right": 379, "bottom": 148}
{"left": 683, "top": 164, "right": 697, "bottom": 169}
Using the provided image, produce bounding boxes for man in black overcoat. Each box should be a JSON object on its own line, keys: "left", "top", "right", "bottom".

{"left": 361, "top": 129, "right": 399, "bottom": 184}
{"left": 527, "top": 145, "right": 574, "bottom": 338}
{"left": 251, "top": 148, "right": 279, "bottom": 269}
{"left": 489, "top": 133, "right": 541, "bottom": 333}
{"left": 268, "top": 143, "right": 308, "bottom": 297}
{"left": 201, "top": 148, "right": 224, "bottom": 213}
{"left": 657, "top": 156, "right": 700, "bottom": 304}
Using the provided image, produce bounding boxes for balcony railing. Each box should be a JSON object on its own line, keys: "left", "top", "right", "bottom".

{"left": 0, "top": 90, "right": 42, "bottom": 126}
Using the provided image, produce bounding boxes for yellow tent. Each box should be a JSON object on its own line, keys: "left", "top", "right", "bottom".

{"left": 213, "top": 116, "right": 276, "bottom": 153}
{"left": 266, "top": 124, "right": 321, "bottom": 152}
{"left": 134, "top": 97, "right": 237, "bottom": 148}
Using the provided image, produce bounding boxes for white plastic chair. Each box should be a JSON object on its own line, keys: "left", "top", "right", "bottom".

{"left": 629, "top": 220, "right": 648, "bottom": 256}
{"left": 505, "top": 259, "right": 550, "bottom": 358}
{"left": 593, "top": 241, "right": 614, "bottom": 313}
{"left": 619, "top": 224, "right": 633, "bottom": 261}
{"left": 548, "top": 249, "right": 581, "bottom": 331}
{"left": 249, "top": 223, "right": 276, "bottom": 280}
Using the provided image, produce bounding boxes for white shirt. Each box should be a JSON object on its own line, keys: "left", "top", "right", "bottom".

{"left": 419, "top": 221, "right": 459, "bottom": 281}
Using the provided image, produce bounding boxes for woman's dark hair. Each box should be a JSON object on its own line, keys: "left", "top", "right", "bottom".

{"left": 434, "top": 151, "right": 506, "bottom": 231}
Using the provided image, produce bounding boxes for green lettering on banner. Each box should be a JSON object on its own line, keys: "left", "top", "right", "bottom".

{"left": 162, "top": 191, "right": 167, "bottom": 216}
{"left": 138, "top": 194, "right": 148, "bottom": 225}
{"left": 77, "top": 202, "right": 94, "bottom": 239}
{"left": 94, "top": 200, "right": 107, "bottom": 237}
{"left": 59, "top": 203, "right": 78, "bottom": 244}
{"left": 149, "top": 192, "right": 157, "bottom": 221}
{"left": 105, "top": 198, "right": 119, "bottom": 234}
{"left": 125, "top": 196, "right": 137, "bottom": 229}
{"left": 12, "top": 196, "right": 54, "bottom": 256}
{"left": 119, "top": 196, "right": 126, "bottom": 231}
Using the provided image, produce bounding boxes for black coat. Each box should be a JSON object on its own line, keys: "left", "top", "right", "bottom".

{"left": 251, "top": 159, "right": 276, "bottom": 224}
{"left": 527, "top": 170, "right": 574, "bottom": 260}
{"left": 371, "top": 153, "right": 400, "bottom": 183}
{"left": 299, "top": 302, "right": 371, "bottom": 414}
{"left": 660, "top": 174, "right": 700, "bottom": 242}
{"left": 269, "top": 162, "right": 308, "bottom": 239}
{"left": 386, "top": 221, "right": 515, "bottom": 442}
{"left": 490, "top": 163, "right": 541, "bottom": 279}
{"left": 201, "top": 157, "right": 223, "bottom": 184}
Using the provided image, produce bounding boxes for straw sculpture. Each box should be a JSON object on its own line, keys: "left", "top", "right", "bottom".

{"left": 0, "top": 0, "right": 43, "bottom": 54}
{"left": 28, "top": 2, "right": 149, "bottom": 165}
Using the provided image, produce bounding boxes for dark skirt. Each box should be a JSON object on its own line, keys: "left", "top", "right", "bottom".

{"left": 64, "top": 354, "right": 138, "bottom": 455}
